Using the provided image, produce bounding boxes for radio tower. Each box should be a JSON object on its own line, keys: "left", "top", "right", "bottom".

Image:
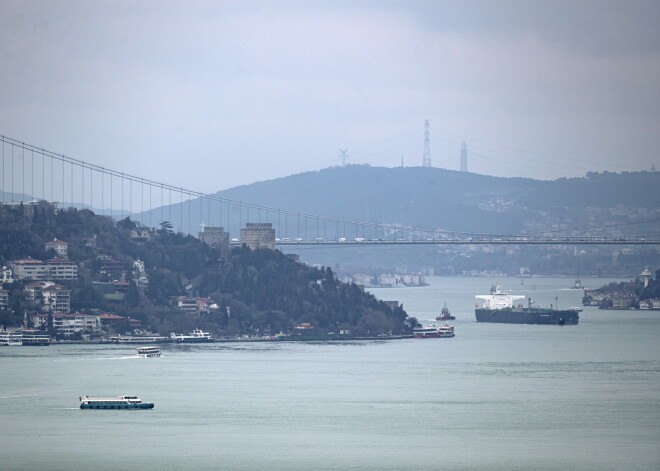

{"left": 460, "top": 141, "right": 468, "bottom": 172}
{"left": 339, "top": 149, "right": 348, "bottom": 167}
{"left": 422, "top": 120, "right": 431, "bottom": 167}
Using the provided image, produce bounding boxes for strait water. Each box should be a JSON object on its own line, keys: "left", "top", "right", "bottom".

{"left": 1, "top": 277, "right": 659, "bottom": 470}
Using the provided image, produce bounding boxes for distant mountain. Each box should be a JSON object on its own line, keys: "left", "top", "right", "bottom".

{"left": 137, "top": 166, "right": 660, "bottom": 239}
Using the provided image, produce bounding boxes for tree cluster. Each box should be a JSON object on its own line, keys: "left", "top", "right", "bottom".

{"left": 0, "top": 203, "right": 411, "bottom": 335}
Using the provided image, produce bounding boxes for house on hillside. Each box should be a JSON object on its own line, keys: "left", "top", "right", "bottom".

{"left": 25, "top": 281, "right": 71, "bottom": 313}
{"left": 44, "top": 238, "right": 69, "bottom": 259}
{"left": 10, "top": 258, "right": 78, "bottom": 281}
{"left": 0, "top": 289, "right": 8, "bottom": 310}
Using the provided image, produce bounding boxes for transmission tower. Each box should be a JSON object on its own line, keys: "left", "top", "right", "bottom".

{"left": 339, "top": 149, "right": 348, "bottom": 167}
{"left": 460, "top": 141, "right": 468, "bottom": 172}
{"left": 422, "top": 120, "right": 431, "bottom": 167}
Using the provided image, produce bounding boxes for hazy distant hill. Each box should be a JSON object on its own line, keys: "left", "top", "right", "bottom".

{"left": 138, "top": 166, "right": 660, "bottom": 238}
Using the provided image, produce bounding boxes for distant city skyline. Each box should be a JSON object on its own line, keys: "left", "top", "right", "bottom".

{"left": 1, "top": 0, "right": 659, "bottom": 193}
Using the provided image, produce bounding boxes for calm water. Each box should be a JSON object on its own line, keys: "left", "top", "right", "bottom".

{"left": 1, "top": 277, "right": 659, "bottom": 470}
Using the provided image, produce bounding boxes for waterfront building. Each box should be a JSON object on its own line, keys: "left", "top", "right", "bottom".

{"left": 33, "top": 312, "right": 101, "bottom": 337}
{"left": 240, "top": 223, "right": 276, "bottom": 250}
{"left": 351, "top": 274, "right": 374, "bottom": 287}
{"left": 378, "top": 274, "right": 399, "bottom": 287}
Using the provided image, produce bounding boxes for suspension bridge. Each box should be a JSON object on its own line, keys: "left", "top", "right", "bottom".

{"left": 1, "top": 135, "right": 658, "bottom": 246}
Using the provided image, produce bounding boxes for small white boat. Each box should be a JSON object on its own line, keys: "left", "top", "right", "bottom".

{"left": 136, "top": 346, "right": 161, "bottom": 357}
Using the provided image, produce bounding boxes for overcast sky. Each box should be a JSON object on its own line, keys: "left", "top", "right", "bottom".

{"left": 1, "top": 0, "right": 659, "bottom": 193}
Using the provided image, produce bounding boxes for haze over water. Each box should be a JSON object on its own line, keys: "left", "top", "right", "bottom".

{"left": 1, "top": 277, "right": 659, "bottom": 470}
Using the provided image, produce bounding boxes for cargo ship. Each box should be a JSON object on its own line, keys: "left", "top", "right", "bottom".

{"left": 475, "top": 283, "right": 579, "bottom": 325}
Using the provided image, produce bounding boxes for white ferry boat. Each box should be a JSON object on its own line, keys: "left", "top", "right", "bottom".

{"left": 413, "top": 324, "right": 455, "bottom": 338}
{"left": 136, "top": 346, "right": 161, "bottom": 357}
{"left": 79, "top": 395, "right": 154, "bottom": 410}
{"left": 110, "top": 334, "right": 167, "bottom": 343}
{"left": 20, "top": 331, "right": 50, "bottom": 346}
{"left": 0, "top": 329, "right": 23, "bottom": 346}
{"left": 169, "top": 328, "right": 213, "bottom": 343}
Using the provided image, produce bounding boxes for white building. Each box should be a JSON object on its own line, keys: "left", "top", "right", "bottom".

{"left": 1, "top": 266, "right": 13, "bottom": 283}
{"left": 33, "top": 313, "right": 101, "bottom": 337}
{"left": 24, "top": 281, "right": 71, "bottom": 313}
{"left": 10, "top": 258, "right": 78, "bottom": 281}
{"left": 0, "top": 289, "right": 8, "bottom": 310}
{"left": 351, "top": 274, "right": 374, "bottom": 286}
{"left": 378, "top": 274, "right": 399, "bottom": 287}
{"left": 133, "top": 259, "right": 149, "bottom": 289}
{"left": 44, "top": 238, "right": 69, "bottom": 259}
{"left": 400, "top": 274, "right": 425, "bottom": 286}
{"left": 42, "top": 285, "right": 72, "bottom": 313}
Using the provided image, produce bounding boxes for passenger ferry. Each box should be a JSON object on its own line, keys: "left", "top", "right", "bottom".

{"left": 136, "top": 346, "right": 161, "bottom": 357}
{"left": 0, "top": 329, "right": 23, "bottom": 346}
{"left": 110, "top": 335, "right": 167, "bottom": 343}
{"left": 79, "top": 395, "right": 155, "bottom": 409}
{"left": 413, "top": 324, "right": 455, "bottom": 338}
{"left": 169, "top": 328, "right": 213, "bottom": 343}
{"left": 20, "top": 331, "right": 50, "bottom": 346}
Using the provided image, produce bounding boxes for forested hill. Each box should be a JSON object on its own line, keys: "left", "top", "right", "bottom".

{"left": 0, "top": 203, "right": 411, "bottom": 335}
{"left": 139, "top": 166, "right": 660, "bottom": 236}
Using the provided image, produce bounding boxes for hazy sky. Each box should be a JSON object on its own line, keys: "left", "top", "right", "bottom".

{"left": 1, "top": 0, "right": 659, "bottom": 193}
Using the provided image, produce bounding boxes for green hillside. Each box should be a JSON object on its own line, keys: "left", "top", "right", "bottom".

{"left": 0, "top": 203, "right": 411, "bottom": 335}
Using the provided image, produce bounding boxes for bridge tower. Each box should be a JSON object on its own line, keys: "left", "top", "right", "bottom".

{"left": 460, "top": 141, "right": 468, "bottom": 172}
{"left": 422, "top": 120, "right": 431, "bottom": 167}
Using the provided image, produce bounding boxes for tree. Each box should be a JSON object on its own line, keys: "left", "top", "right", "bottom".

{"left": 159, "top": 221, "right": 173, "bottom": 234}
{"left": 125, "top": 280, "right": 140, "bottom": 308}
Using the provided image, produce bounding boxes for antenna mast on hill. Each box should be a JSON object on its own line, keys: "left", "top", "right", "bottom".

{"left": 461, "top": 141, "right": 468, "bottom": 172}
{"left": 422, "top": 120, "right": 431, "bottom": 167}
{"left": 339, "top": 149, "right": 348, "bottom": 167}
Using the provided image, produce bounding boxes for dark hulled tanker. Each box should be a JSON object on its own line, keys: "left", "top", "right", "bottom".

{"left": 475, "top": 283, "right": 579, "bottom": 325}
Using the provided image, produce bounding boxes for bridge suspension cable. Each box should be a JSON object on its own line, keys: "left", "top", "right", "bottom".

{"left": 1, "top": 134, "right": 658, "bottom": 245}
